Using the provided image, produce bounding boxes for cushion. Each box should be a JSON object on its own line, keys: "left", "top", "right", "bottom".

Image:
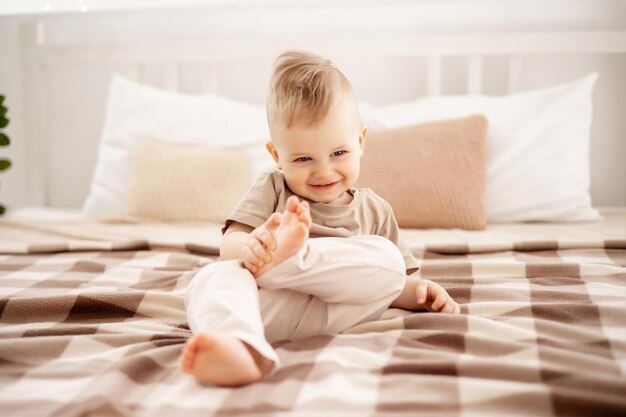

{"left": 369, "top": 73, "right": 600, "bottom": 223}
{"left": 87, "top": 73, "right": 599, "bottom": 224}
{"left": 127, "top": 138, "right": 250, "bottom": 223}
{"left": 357, "top": 115, "right": 488, "bottom": 230}
{"left": 82, "top": 75, "right": 275, "bottom": 218}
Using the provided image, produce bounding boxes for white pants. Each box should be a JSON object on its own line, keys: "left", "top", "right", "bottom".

{"left": 184, "top": 235, "right": 406, "bottom": 373}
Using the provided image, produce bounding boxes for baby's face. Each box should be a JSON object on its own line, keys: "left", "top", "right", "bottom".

{"left": 267, "top": 94, "right": 366, "bottom": 205}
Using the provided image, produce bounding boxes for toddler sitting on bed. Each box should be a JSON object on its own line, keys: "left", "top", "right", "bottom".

{"left": 180, "top": 50, "right": 460, "bottom": 387}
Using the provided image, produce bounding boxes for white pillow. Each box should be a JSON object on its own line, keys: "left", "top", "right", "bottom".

{"left": 372, "top": 73, "right": 600, "bottom": 223}
{"left": 86, "top": 73, "right": 599, "bottom": 223}
{"left": 83, "top": 75, "right": 274, "bottom": 218}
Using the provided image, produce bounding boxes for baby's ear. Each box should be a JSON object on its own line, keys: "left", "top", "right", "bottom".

{"left": 358, "top": 126, "right": 367, "bottom": 155}
{"left": 265, "top": 142, "right": 281, "bottom": 167}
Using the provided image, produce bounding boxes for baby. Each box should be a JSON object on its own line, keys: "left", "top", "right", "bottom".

{"left": 181, "top": 50, "right": 460, "bottom": 387}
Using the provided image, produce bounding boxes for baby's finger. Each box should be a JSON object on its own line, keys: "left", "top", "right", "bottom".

{"left": 257, "top": 228, "right": 277, "bottom": 251}
{"left": 431, "top": 291, "right": 447, "bottom": 311}
{"left": 242, "top": 246, "right": 265, "bottom": 268}
{"left": 452, "top": 302, "right": 461, "bottom": 314}
{"left": 249, "top": 240, "right": 272, "bottom": 263}
{"left": 416, "top": 280, "right": 428, "bottom": 304}
{"left": 243, "top": 260, "right": 258, "bottom": 274}
{"left": 441, "top": 300, "right": 456, "bottom": 314}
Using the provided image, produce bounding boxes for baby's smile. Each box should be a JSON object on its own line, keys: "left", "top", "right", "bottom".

{"left": 309, "top": 181, "right": 339, "bottom": 190}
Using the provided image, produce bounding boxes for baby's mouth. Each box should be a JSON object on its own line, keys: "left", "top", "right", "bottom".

{"left": 309, "top": 181, "right": 339, "bottom": 190}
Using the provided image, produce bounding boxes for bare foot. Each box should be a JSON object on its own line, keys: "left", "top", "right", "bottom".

{"left": 253, "top": 196, "right": 312, "bottom": 278}
{"left": 180, "top": 332, "right": 265, "bottom": 387}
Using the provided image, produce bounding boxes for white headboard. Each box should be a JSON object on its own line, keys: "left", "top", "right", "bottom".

{"left": 20, "top": 19, "right": 626, "bottom": 208}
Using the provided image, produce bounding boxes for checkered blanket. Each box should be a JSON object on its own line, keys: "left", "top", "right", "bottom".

{"left": 1, "top": 215, "right": 625, "bottom": 416}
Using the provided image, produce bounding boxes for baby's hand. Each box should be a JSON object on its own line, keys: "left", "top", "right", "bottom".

{"left": 242, "top": 213, "right": 281, "bottom": 275}
{"left": 416, "top": 279, "right": 461, "bottom": 314}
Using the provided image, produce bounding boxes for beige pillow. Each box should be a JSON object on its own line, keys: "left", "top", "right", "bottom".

{"left": 356, "top": 115, "right": 488, "bottom": 230}
{"left": 127, "top": 138, "right": 250, "bottom": 223}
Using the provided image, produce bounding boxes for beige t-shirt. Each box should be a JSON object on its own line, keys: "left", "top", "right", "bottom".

{"left": 223, "top": 170, "right": 419, "bottom": 274}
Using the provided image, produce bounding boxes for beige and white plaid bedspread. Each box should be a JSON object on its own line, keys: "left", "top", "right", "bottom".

{"left": 0, "top": 211, "right": 625, "bottom": 416}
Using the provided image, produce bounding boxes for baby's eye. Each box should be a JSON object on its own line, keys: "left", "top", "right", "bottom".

{"left": 294, "top": 156, "right": 311, "bottom": 162}
{"left": 332, "top": 150, "right": 346, "bottom": 157}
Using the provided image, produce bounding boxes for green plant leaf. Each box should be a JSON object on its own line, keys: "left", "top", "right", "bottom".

{"left": 0, "top": 133, "right": 8, "bottom": 146}
{"left": 0, "top": 159, "right": 11, "bottom": 171}
{"left": 0, "top": 117, "right": 8, "bottom": 129}
{"left": 0, "top": 105, "right": 7, "bottom": 117}
{"left": 0, "top": 205, "right": 5, "bottom": 216}
{"left": 0, "top": 95, "right": 4, "bottom": 105}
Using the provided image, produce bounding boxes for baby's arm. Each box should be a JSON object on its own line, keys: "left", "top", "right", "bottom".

{"left": 391, "top": 276, "right": 460, "bottom": 314}
{"left": 221, "top": 216, "right": 280, "bottom": 272}
{"left": 220, "top": 222, "right": 253, "bottom": 261}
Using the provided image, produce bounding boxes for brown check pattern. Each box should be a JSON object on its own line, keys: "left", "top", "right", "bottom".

{"left": 0, "top": 217, "right": 625, "bottom": 416}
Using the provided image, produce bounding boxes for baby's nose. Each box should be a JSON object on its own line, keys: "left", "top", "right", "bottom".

{"left": 313, "top": 161, "right": 333, "bottom": 177}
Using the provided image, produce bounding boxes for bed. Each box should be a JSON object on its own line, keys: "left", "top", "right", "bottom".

{"left": 2, "top": 12, "right": 626, "bottom": 417}
{"left": 1, "top": 212, "right": 625, "bottom": 416}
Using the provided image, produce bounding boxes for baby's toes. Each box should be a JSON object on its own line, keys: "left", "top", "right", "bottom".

{"left": 286, "top": 196, "right": 300, "bottom": 213}
{"left": 298, "top": 211, "right": 311, "bottom": 227}
{"left": 298, "top": 202, "right": 312, "bottom": 227}
{"left": 295, "top": 201, "right": 307, "bottom": 215}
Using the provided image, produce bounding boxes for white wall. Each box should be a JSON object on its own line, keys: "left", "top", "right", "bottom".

{"left": 0, "top": 18, "right": 27, "bottom": 208}
{"left": 1, "top": 0, "right": 625, "bottom": 210}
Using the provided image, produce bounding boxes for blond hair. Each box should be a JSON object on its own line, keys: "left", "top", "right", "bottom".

{"left": 266, "top": 50, "right": 359, "bottom": 131}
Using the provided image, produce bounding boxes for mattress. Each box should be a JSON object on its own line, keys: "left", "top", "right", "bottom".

{"left": 0, "top": 209, "right": 625, "bottom": 416}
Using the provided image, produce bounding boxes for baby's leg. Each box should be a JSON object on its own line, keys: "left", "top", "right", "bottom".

{"left": 259, "top": 281, "right": 404, "bottom": 342}
{"left": 256, "top": 235, "right": 407, "bottom": 305}
{"left": 257, "top": 236, "right": 407, "bottom": 341}
{"left": 182, "top": 260, "right": 278, "bottom": 386}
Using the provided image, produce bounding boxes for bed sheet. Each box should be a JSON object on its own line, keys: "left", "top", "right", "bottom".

{"left": 0, "top": 210, "right": 625, "bottom": 416}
